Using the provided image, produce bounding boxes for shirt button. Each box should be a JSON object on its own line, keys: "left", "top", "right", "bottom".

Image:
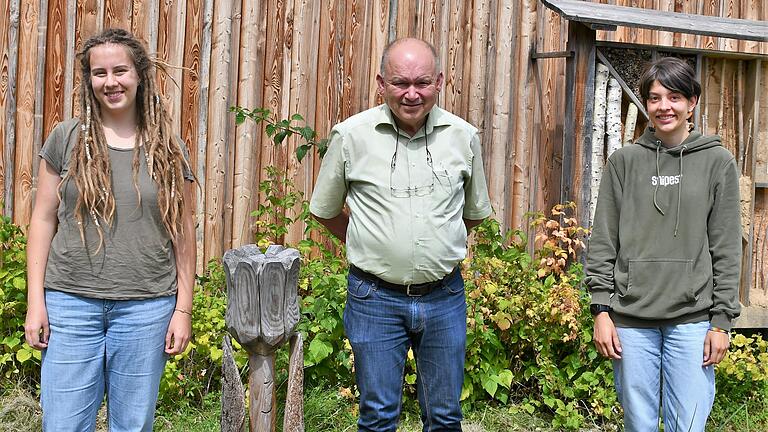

{"left": 411, "top": 163, "right": 416, "bottom": 167}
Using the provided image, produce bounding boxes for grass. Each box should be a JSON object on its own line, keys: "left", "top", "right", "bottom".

{"left": 1, "top": 385, "right": 766, "bottom": 431}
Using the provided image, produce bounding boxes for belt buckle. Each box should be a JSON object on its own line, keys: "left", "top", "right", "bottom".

{"left": 406, "top": 284, "right": 419, "bottom": 297}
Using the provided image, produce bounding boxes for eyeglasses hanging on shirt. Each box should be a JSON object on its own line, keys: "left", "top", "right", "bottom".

{"left": 390, "top": 116, "right": 437, "bottom": 198}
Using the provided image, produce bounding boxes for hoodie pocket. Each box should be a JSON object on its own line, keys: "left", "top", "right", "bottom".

{"left": 621, "top": 259, "right": 697, "bottom": 318}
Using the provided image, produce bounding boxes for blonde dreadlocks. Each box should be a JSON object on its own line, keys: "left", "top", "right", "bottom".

{"left": 67, "top": 28, "right": 191, "bottom": 251}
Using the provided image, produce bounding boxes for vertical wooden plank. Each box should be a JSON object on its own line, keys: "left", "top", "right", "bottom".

{"left": 195, "top": 0, "right": 213, "bottom": 271}
{"left": 2, "top": 0, "right": 19, "bottom": 218}
{"left": 755, "top": 61, "right": 768, "bottom": 184}
{"left": 203, "top": 0, "right": 235, "bottom": 264}
{"left": 395, "top": 0, "right": 416, "bottom": 38}
{"left": 739, "top": 59, "right": 760, "bottom": 305}
{"left": 12, "top": 0, "right": 39, "bottom": 227}
{"left": 104, "top": 0, "right": 132, "bottom": 30}
{"left": 283, "top": 0, "right": 320, "bottom": 246}
{"left": 73, "top": 0, "right": 104, "bottom": 120}
{"left": 180, "top": 0, "right": 203, "bottom": 271}
{"left": 231, "top": 0, "right": 267, "bottom": 249}
{"left": 466, "top": 0, "right": 491, "bottom": 131}
{"left": 509, "top": 0, "right": 537, "bottom": 229}
{"left": 61, "top": 0, "right": 75, "bottom": 120}
{"left": 43, "top": 0, "right": 67, "bottom": 137}
{"left": 223, "top": 0, "right": 242, "bottom": 251}
{"left": 562, "top": 22, "right": 596, "bottom": 229}
{"left": 441, "top": 0, "right": 468, "bottom": 115}
{"left": 366, "top": 0, "right": 389, "bottom": 107}
{"left": 534, "top": 4, "right": 567, "bottom": 214}
{"left": 484, "top": 0, "right": 514, "bottom": 227}
{"left": 752, "top": 190, "right": 767, "bottom": 303}
{"left": 131, "top": 0, "right": 159, "bottom": 51}
{"left": 32, "top": 0, "right": 48, "bottom": 186}
{"left": 157, "top": 0, "right": 187, "bottom": 132}
{"left": 344, "top": 0, "right": 372, "bottom": 115}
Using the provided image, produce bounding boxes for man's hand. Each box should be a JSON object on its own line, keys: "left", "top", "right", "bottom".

{"left": 593, "top": 312, "right": 622, "bottom": 360}
{"left": 703, "top": 330, "right": 729, "bottom": 366}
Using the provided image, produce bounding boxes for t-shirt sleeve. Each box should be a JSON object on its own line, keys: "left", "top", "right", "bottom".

{"left": 39, "top": 119, "right": 82, "bottom": 176}
{"left": 309, "top": 129, "right": 347, "bottom": 219}
{"left": 39, "top": 122, "right": 69, "bottom": 175}
{"left": 462, "top": 132, "right": 492, "bottom": 220}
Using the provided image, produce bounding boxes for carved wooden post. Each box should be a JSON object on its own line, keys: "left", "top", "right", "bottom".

{"left": 223, "top": 244, "right": 304, "bottom": 432}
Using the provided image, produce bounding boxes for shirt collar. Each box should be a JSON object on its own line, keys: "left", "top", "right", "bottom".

{"left": 374, "top": 104, "right": 450, "bottom": 138}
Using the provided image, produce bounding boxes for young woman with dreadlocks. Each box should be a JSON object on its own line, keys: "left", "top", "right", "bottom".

{"left": 24, "top": 28, "right": 196, "bottom": 431}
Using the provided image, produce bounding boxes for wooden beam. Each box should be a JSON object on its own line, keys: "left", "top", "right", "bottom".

{"left": 562, "top": 21, "right": 596, "bottom": 230}
{"left": 531, "top": 50, "right": 572, "bottom": 59}
{"left": 541, "top": 0, "right": 768, "bottom": 43}
{"left": 595, "top": 49, "right": 649, "bottom": 121}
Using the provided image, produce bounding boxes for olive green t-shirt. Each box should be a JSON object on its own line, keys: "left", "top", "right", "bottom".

{"left": 40, "top": 119, "right": 194, "bottom": 300}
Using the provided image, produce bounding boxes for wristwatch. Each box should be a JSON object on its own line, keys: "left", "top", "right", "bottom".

{"left": 590, "top": 304, "right": 611, "bottom": 316}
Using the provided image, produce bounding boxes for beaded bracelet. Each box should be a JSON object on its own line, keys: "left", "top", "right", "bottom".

{"left": 708, "top": 326, "right": 728, "bottom": 334}
{"left": 174, "top": 308, "right": 192, "bottom": 315}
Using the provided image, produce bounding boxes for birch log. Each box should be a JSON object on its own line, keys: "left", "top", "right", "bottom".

{"left": 605, "top": 77, "right": 622, "bottom": 157}
{"left": 623, "top": 103, "right": 639, "bottom": 146}
{"left": 589, "top": 63, "right": 609, "bottom": 224}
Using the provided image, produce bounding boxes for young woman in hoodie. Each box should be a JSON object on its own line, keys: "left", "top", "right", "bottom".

{"left": 585, "top": 57, "right": 741, "bottom": 431}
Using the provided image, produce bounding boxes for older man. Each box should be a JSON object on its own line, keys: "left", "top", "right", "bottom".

{"left": 310, "top": 38, "right": 491, "bottom": 431}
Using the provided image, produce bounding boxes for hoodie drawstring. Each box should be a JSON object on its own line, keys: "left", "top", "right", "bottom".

{"left": 653, "top": 142, "right": 665, "bottom": 215}
{"left": 673, "top": 145, "right": 686, "bottom": 237}
{"left": 653, "top": 141, "right": 686, "bottom": 237}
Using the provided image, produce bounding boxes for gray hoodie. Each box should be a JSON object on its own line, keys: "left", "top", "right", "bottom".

{"left": 585, "top": 128, "right": 742, "bottom": 330}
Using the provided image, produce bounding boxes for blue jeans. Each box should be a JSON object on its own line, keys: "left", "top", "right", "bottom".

{"left": 343, "top": 270, "right": 466, "bottom": 432}
{"left": 41, "top": 289, "right": 175, "bottom": 432}
{"left": 613, "top": 321, "right": 715, "bottom": 432}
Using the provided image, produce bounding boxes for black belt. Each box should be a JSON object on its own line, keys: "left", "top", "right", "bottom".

{"left": 349, "top": 265, "right": 459, "bottom": 296}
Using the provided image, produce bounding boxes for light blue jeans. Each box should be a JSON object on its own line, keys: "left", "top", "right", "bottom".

{"left": 613, "top": 321, "right": 715, "bottom": 432}
{"left": 343, "top": 270, "right": 466, "bottom": 432}
{"left": 41, "top": 289, "right": 175, "bottom": 432}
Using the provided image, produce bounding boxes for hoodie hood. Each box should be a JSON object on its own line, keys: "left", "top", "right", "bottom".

{"left": 636, "top": 127, "right": 722, "bottom": 154}
{"left": 635, "top": 127, "right": 723, "bottom": 236}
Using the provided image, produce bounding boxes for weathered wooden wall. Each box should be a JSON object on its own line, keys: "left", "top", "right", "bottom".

{"left": 1, "top": 0, "right": 766, "bottom": 280}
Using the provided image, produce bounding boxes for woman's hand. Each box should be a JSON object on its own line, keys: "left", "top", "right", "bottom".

{"left": 593, "top": 312, "right": 622, "bottom": 360}
{"left": 703, "top": 330, "right": 729, "bottom": 366}
{"left": 165, "top": 310, "right": 192, "bottom": 355}
{"left": 25, "top": 301, "right": 50, "bottom": 350}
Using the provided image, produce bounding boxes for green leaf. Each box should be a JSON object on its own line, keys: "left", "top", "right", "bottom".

{"left": 266, "top": 124, "right": 276, "bottom": 137}
{"left": 307, "top": 337, "right": 333, "bottom": 364}
{"left": 16, "top": 348, "right": 32, "bottom": 363}
{"left": 2, "top": 336, "right": 20, "bottom": 348}
{"left": 235, "top": 110, "right": 246, "bottom": 125}
{"left": 291, "top": 113, "right": 304, "bottom": 122}
{"left": 405, "top": 373, "right": 416, "bottom": 385}
{"left": 296, "top": 145, "right": 310, "bottom": 162}
{"left": 497, "top": 369, "right": 513, "bottom": 389}
{"left": 481, "top": 375, "right": 498, "bottom": 397}
{"left": 273, "top": 130, "right": 289, "bottom": 145}
{"left": 12, "top": 277, "right": 25, "bottom": 290}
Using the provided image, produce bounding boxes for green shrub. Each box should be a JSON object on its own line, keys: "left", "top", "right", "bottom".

{"left": 461, "top": 205, "right": 618, "bottom": 428}
{"left": 0, "top": 213, "right": 40, "bottom": 386}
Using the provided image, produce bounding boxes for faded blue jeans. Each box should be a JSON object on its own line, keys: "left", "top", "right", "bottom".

{"left": 343, "top": 269, "right": 466, "bottom": 432}
{"left": 613, "top": 321, "right": 715, "bottom": 432}
{"left": 41, "top": 289, "right": 175, "bottom": 432}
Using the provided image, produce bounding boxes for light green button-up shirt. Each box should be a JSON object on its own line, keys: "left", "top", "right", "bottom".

{"left": 310, "top": 104, "right": 492, "bottom": 284}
